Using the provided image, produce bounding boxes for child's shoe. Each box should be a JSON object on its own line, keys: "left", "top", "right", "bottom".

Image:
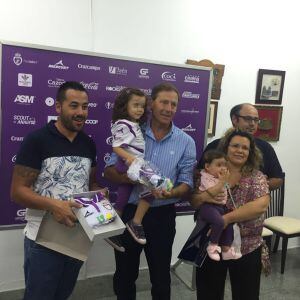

{"left": 126, "top": 220, "right": 147, "bottom": 245}
{"left": 104, "top": 235, "right": 125, "bottom": 252}
{"left": 207, "top": 243, "right": 221, "bottom": 261}
{"left": 222, "top": 246, "right": 242, "bottom": 260}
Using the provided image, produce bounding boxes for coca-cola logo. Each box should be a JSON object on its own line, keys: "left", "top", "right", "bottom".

{"left": 80, "top": 81, "right": 99, "bottom": 90}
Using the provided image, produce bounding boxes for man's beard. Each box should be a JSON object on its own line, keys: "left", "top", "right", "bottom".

{"left": 60, "top": 114, "right": 86, "bottom": 132}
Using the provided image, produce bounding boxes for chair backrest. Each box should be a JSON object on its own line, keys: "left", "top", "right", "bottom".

{"left": 265, "top": 173, "right": 285, "bottom": 218}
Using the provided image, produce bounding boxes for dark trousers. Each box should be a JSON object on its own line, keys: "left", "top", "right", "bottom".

{"left": 113, "top": 203, "right": 176, "bottom": 300}
{"left": 199, "top": 203, "right": 233, "bottom": 246}
{"left": 196, "top": 246, "right": 262, "bottom": 300}
{"left": 23, "top": 237, "right": 83, "bottom": 300}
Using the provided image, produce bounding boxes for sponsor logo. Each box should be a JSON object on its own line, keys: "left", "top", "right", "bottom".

{"left": 88, "top": 102, "right": 97, "bottom": 108}
{"left": 48, "top": 60, "right": 69, "bottom": 70}
{"left": 140, "top": 88, "right": 152, "bottom": 95}
{"left": 80, "top": 81, "right": 99, "bottom": 90}
{"left": 184, "top": 75, "right": 200, "bottom": 84}
{"left": 47, "top": 115, "right": 58, "bottom": 122}
{"left": 139, "top": 68, "right": 149, "bottom": 79}
{"left": 78, "top": 64, "right": 101, "bottom": 71}
{"left": 17, "top": 209, "right": 26, "bottom": 217}
{"left": 161, "top": 71, "right": 176, "bottom": 82}
{"left": 106, "top": 136, "right": 113, "bottom": 145}
{"left": 13, "top": 115, "right": 36, "bottom": 125}
{"left": 182, "top": 91, "right": 200, "bottom": 99}
{"left": 181, "top": 108, "right": 200, "bottom": 114}
{"left": 11, "top": 136, "right": 24, "bottom": 142}
{"left": 15, "top": 208, "right": 26, "bottom": 221}
{"left": 12, "top": 155, "right": 17, "bottom": 162}
{"left": 48, "top": 78, "right": 65, "bottom": 88}
{"left": 103, "top": 153, "right": 111, "bottom": 163}
{"left": 14, "top": 95, "right": 35, "bottom": 105}
{"left": 106, "top": 85, "right": 125, "bottom": 92}
{"left": 109, "top": 66, "right": 127, "bottom": 76}
{"left": 18, "top": 73, "right": 32, "bottom": 87}
{"left": 13, "top": 53, "right": 22, "bottom": 66}
{"left": 45, "top": 97, "right": 55, "bottom": 107}
{"left": 85, "top": 119, "right": 98, "bottom": 125}
{"left": 105, "top": 102, "right": 114, "bottom": 109}
{"left": 181, "top": 124, "right": 196, "bottom": 132}
{"left": 13, "top": 53, "right": 38, "bottom": 66}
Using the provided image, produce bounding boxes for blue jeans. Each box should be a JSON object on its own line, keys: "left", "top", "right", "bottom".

{"left": 23, "top": 237, "right": 83, "bottom": 300}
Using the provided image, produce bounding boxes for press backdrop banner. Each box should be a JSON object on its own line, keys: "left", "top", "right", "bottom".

{"left": 0, "top": 42, "right": 211, "bottom": 227}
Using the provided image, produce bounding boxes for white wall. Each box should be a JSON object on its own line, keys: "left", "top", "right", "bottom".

{"left": 1, "top": 0, "right": 299, "bottom": 292}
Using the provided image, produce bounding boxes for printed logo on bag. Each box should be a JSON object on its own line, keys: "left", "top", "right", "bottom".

{"left": 77, "top": 64, "right": 101, "bottom": 71}
{"left": 109, "top": 66, "right": 127, "bottom": 76}
{"left": 47, "top": 115, "right": 58, "bottom": 122}
{"left": 48, "top": 78, "right": 65, "bottom": 88}
{"left": 181, "top": 124, "right": 196, "bottom": 132}
{"left": 106, "top": 136, "right": 114, "bottom": 145}
{"left": 13, "top": 115, "right": 36, "bottom": 125}
{"left": 80, "top": 81, "right": 99, "bottom": 90}
{"left": 184, "top": 75, "right": 200, "bottom": 84}
{"left": 48, "top": 60, "right": 69, "bottom": 70}
{"left": 11, "top": 136, "right": 24, "bottom": 142}
{"left": 88, "top": 102, "right": 98, "bottom": 108}
{"left": 15, "top": 209, "right": 26, "bottom": 221}
{"left": 106, "top": 85, "right": 125, "bottom": 92}
{"left": 45, "top": 97, "right": 55, "bottom": 107}
{"left": 181, "top": 108, "right": 200, "bottom": 114}
{"left": 14, "top": 95, "right": 35, "bottom": 105}
{"left": 85, "top": 119, "right": 98, "bottom": 125}
{"left": 16, "top": 209, "right": 26, "bottom": 217}
{"left": 18, "top": 73, "right": 32, "bottom": 87}
{"left": 13, "top": 53, "right": 38, "bottom": 66}
{"left": 105, "top": 102, "right": 114, "bottom": 109}
{"left": 161, "top": 71, "right": 176, "bottom": 82}
{"left": 139, "top": 68, "right": 149, "bottom": 79}
{"left": 182, "top": 91, "right": 200, "bottom": 99}
{"left": 103, "top": 153, "right": 111, "bottom": 163}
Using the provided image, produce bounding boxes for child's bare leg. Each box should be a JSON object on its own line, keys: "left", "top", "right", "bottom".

{"left": 132, "top": 198, "right": 150, "bottom": 225}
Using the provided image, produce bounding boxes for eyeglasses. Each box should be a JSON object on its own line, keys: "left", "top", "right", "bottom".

{"left": 229, "top": 143, "right": 250, "bottom": 152}
{"left": 236, "top": 115, "right": 260, "bottom": 124}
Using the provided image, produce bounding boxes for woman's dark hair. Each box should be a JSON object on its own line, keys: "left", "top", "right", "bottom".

{"left": 112, "top": 87, "right": 147, "bottom": 124}
{"left": 203, "top": 149, "right": 227, "bottom": 165}
{"left": 218, "top": 129, "right": 262, "bottom": 175}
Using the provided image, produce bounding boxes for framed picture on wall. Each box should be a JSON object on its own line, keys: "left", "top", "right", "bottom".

{"left": 208, "top": 101, "right": 218, "bottom": 137}
{"left": 254, "top": 105, "right": 283, "bottom": 141}
{"left": 255, "top": 69, "right": 285, "bottom": 105}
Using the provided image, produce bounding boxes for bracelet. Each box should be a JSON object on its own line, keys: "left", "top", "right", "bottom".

{"left": 206, "top": 189, "right": 215, "bottom": 198}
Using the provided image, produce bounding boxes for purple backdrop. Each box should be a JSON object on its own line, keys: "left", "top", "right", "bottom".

{"left": 0, "top": 43, "right": 211, "bottom": 226}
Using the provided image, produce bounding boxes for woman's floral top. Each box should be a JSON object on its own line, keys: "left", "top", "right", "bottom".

{"left": 226, "top": 170, "right": 269, "bottom": 255}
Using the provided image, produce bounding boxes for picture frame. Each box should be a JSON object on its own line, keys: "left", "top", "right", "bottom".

{"left": 255, "top": 69, "right": 285, "bottom": 105}
{"left": 254, "top": 105, "right": 283, "bottom": 141}
{"left": 186, "top": 59, "right": 225, "bottom": 100}
{"left": 208, "top": 101, "right": 218, "bottom": 137}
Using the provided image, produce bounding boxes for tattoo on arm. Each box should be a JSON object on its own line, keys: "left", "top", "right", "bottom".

{"left": 13, "top": 165, "right": 39, "bottom": 187}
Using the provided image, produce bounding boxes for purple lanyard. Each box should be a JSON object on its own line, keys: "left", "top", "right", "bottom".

{"left": 75, "top": 192, "right": 105, "bottom": 213}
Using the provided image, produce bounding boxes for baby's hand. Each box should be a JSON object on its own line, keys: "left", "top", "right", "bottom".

{"left": 218, "top": 168, "right": 229, "bottom": 183}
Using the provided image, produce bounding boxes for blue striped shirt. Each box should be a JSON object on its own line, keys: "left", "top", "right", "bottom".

{"left": 106, "top": 122, "right": 196, "bottom": 207}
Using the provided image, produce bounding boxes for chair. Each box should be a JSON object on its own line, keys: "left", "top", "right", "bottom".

{"left": 264, "top": 174, "right": 300, "bottom": 274}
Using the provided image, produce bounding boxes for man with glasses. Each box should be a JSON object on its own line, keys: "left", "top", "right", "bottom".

{"left": 199, "top": 103, "right": 283, "bottom": 189}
